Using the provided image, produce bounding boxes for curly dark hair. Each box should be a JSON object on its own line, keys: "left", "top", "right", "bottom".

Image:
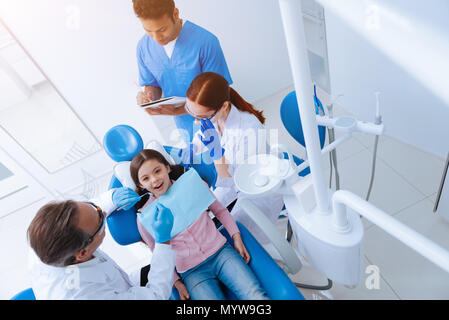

{"left": 132, "top": 0, "right": 175, "bottom": 20}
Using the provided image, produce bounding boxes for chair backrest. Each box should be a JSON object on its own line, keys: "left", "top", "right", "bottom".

{"left": 280, "top": 91, "right": 326, "bottom": 150}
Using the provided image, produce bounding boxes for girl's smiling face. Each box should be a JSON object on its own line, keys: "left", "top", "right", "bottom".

{"left": 137, "top": 159, "right": 172, "bottom": 198}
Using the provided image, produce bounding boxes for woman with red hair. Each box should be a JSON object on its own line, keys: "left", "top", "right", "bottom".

{"left": 183, "top": 72, "right": 284, "bottom": 257}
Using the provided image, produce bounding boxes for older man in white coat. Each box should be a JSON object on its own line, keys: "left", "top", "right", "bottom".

{"left": 27, "top": 189, "right": 175, "bottom": 300}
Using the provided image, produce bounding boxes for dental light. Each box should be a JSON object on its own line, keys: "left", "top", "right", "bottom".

{"left": 233, "top": 0, "right": 449, "bottom": 287}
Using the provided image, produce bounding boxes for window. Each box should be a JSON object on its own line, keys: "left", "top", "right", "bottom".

{"left": 0, "top": 21, "right": 101, "bottom": 173}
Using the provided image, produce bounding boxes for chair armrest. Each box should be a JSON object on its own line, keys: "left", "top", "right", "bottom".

{"left": 106, "top": 175, "right": 141, "bottom": 245}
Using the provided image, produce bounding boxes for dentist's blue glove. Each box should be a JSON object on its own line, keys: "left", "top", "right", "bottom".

{"left": 112, "top": 187, "right": 140, "bottom": 210}
{"left": 199, "top": 118, "right": 225, "bottom": 161}
{"left": 151, "top": 203, "right": 174, "bottom": 243}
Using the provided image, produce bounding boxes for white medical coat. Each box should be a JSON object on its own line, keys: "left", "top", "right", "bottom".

{"left": 28, "top": 190, "right": 176, "bottom": 300}
{"left": 194, "top": 105, "right": 284, "bottom": 245}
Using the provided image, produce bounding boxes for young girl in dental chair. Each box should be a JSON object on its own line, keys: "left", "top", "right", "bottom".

{"left": 113, "top": 148, "right": 268, "bottom": 300}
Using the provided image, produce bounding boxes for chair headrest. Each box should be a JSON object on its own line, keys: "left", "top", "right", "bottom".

{"left": 103, "top": 125, "right": 144, "bottom": 162}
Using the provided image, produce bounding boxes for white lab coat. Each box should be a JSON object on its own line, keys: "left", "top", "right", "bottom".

{"left": 194, "top": 105, "right": 284, "bottom": 245}
{"left": 28, "top": 190, "right": 176, "bottom": 300}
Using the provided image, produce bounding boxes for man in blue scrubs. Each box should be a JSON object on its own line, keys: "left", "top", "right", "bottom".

{"left": 133, "top": 0, "right": 233, "bottom": 141}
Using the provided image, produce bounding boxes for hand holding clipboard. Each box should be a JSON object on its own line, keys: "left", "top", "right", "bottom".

{"left": 136, "top": 82, "right": 185, "bottom": 116}
{"left": 139, "top": 96, "right": 186, "bottom": 116}
{"left": 139, "top": 96, "right": 186, "bottom": 109}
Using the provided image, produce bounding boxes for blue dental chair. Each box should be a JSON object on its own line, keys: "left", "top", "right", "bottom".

{"left": 103, "top": 124, "right": 304, "bottom": 300}
{"left": 280, "top": 89, "right": 326, "bottom": 176}
{"left": 10, "top": 90, "right": 325, "bottom": 301}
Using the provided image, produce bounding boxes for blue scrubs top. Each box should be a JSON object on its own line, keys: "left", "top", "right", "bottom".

{"left": 137, "top": 20, "right": 233, "bottom": 141}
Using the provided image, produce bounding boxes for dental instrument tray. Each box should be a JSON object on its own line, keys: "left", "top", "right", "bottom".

{"left": 139, "top": 96, "right": 186, "bottom": 109}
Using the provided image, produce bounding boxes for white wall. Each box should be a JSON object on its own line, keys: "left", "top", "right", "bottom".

{"left": 175, "top": 0, "right": 293, "bottom": 102}
{"left": 318, "top": 0, "right": 449, "bottom": 158}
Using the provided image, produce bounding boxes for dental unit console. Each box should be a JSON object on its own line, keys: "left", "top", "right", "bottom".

{"left": 234, "top": 127, "right": 379, "bottom": 286}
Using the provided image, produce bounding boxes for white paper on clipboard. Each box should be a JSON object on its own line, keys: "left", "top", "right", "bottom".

{"left": 139, "top": 96, "right": 186, "bottom": 109}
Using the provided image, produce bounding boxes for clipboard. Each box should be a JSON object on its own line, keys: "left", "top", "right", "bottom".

{"left": 139, "top": 96, "right": 186, "bottom": 109}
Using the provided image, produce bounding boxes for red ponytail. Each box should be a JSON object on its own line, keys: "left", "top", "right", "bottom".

{"left": 229, "top": 87, "right": 265, "bottom": 125}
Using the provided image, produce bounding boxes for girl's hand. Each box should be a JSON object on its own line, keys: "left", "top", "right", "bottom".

{"left": 232, "top": 233, "right": 251, "bottom": 264}
{"left": 174, "top": 280, "right": 190, "bottom": 300}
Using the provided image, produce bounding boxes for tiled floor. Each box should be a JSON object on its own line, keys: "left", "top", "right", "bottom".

{"left": 1, "top": 85, "right": 448, "bottom": 300}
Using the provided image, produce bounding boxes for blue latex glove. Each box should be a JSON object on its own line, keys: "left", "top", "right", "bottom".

{"left": 199, "top": 118, "right": 225, "bottom": 161}
{"left": 112, "top": 187, "right": 141, "bottom": 210}
{"left": 152, "top": 203, "right": 174, "bottom": 243}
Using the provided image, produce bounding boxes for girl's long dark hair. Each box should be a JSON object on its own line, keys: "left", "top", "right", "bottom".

{"left": 130, "top": 149, "right": 185, "bottom": 210}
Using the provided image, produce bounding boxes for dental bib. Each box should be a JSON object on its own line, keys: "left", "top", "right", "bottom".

{"left": 138, "top": 168, "right": 215, "bottom": 239}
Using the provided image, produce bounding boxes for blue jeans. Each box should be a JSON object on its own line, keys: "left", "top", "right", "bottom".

{"left": 179, "top": 243, "right": 269, "bottom": 300}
